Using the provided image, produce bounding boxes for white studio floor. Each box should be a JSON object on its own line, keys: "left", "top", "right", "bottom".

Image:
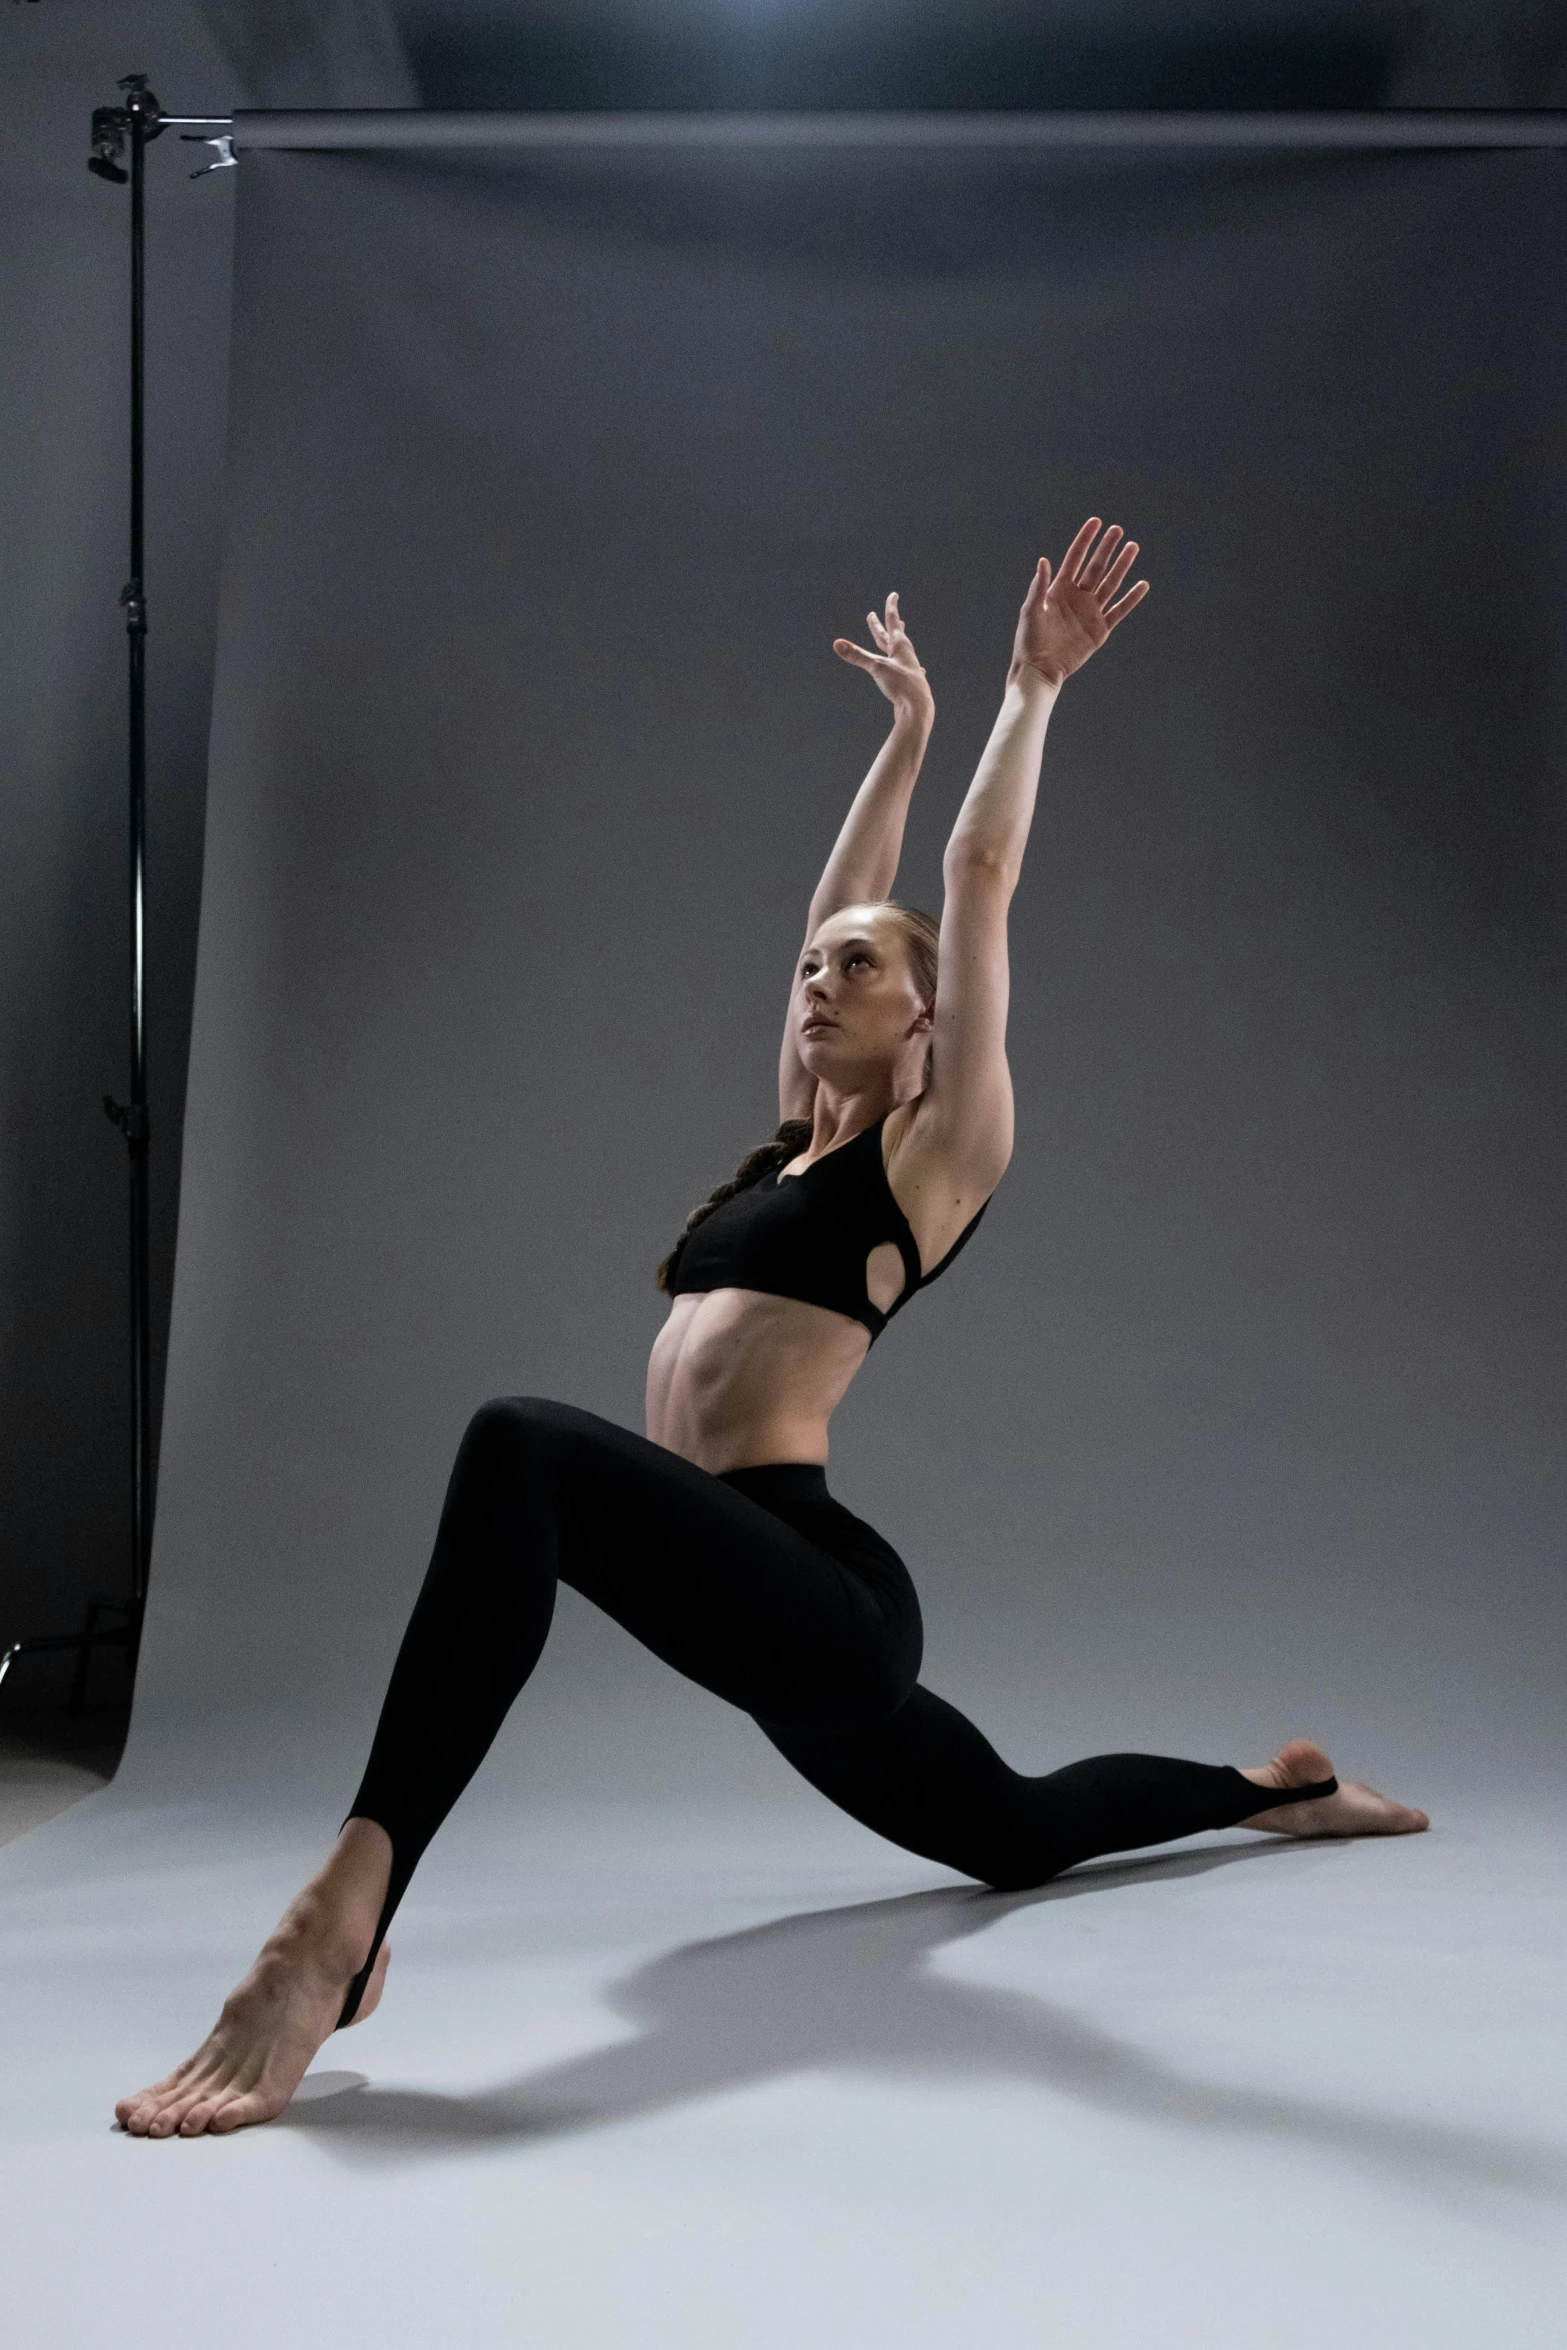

{"left": 2, "top": 1776, "right": 1563, "bottom": 2349}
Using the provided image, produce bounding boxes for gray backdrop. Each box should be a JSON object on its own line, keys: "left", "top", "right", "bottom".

{"left": 127, "top": 141, "right": 1565, "bottom": 1822}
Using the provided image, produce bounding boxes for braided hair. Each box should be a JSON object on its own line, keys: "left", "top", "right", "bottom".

{"left": 656, "top": 1119, "right": 812, "bottom": 1294}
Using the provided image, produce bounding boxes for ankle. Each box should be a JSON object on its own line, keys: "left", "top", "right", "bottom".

{"left": 319, "top": 1818, "right": 393, "bottom": 1916}
{"left": 269, "top": 1884, "right": 378, "bottom": 1978}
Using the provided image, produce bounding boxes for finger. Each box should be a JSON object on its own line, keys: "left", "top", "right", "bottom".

{"left": 1059, "top": 517, "right": 1102, "bottom": 584}
{"left": 1023, "top": 556, "right": 1051, "bottom": 609}
{"left": 867, "top": 610, "right": 891, "bottom": 649}
{"left": 1079, "top": 525, "right": 1124, "bottom": 591}
{"left": 834, "top": 638, "right": 885, "bottom": 670}
{"left": 1103, "top": 579, "right": 1151, "bottom": 626}
{"left": 885, "top": 590, "right": 902, "bottom": 629}
{"left": 1097, "top": 540, "right": 1139, "bottom": 602}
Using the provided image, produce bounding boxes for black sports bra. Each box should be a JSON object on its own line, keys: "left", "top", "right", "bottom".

{"left": 666, "top": 1116, "right": 987, "bottom": 1342}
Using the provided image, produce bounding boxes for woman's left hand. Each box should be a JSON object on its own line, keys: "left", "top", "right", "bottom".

{"left": 1010, "top": 519, "right": 1149, "bottom": 690}
{"left": 833, "top": 593, "right": 934, "bottom": 725}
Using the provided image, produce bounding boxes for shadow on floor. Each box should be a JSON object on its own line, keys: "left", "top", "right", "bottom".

{"left": 282, "top": 1837, "right": 1566, "bottom": 2203}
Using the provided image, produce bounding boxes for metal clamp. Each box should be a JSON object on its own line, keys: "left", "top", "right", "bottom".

{"left": 103, "top": 1097, "right": 149, "bottom": 1147}
{"left": 183, "top": 133, "right": 237, "bottom": 178}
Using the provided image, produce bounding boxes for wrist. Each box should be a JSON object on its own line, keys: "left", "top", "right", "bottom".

{"left": 891, "top": 695, "right": 935, "bottom": 736}
{"left": 1005, "top": 660, "right": 1062, "bottom": 706}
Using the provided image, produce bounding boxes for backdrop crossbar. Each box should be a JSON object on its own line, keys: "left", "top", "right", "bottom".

{"left": 229, "top": 107, "right": 1567, "bottom": 153}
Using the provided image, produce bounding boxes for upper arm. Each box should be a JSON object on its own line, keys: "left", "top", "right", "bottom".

{"left": 920, "top": 852, "right": 1015, "bottom": 1191}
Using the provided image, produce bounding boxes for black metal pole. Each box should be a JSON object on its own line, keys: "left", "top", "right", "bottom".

{"left": 124, "top": 84, "right": 153, "bottom": 1620}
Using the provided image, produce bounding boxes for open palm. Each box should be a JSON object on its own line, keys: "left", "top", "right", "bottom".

{"left": 1012, "top": 518, "right": 1148, "bottom": 689}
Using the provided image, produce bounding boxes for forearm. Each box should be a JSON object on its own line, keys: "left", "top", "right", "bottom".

{"left": 807, "top": 706, "right": 933, "bottom": 926}
{"left": 943, "top": 669, "right": 1057, "bottom": 889}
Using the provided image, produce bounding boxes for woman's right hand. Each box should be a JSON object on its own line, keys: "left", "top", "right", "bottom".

{"left": 833, "top": 593, "right": 934, "bottom": 726}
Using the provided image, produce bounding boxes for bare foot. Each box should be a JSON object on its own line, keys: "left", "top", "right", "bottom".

{"left": 1238, "top": 1737, "right": 1429, "bottom": 1839}
{"left": 115, "top": 1818, "right": 392, "bottom": 2139}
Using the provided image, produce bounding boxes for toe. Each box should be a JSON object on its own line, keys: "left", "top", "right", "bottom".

{"left": 120, "top": 2077, "right": 172, "bottom": 2128}
{"left": 141, "top": 2069, "right": 217, "bottom": 2135}
{"left": 121, "top": 2063, "right": 198, "bottom": 2133}
{"left": 146, "top": 2081, "right": 210, "bottom": 2137}
{"left": 208, "top": 2090, "right": 275, "bottom": 2134}
{"left": 124, "top": 2090, "right": 173, "bottom": 2135}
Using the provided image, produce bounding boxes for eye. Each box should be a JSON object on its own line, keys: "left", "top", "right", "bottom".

{"left": 846, "top": 953, "right": 871, "bottom": 970}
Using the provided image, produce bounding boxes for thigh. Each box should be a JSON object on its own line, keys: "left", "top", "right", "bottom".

{"left": 505, "top": 1399, "right": 915, "bottom": 1726}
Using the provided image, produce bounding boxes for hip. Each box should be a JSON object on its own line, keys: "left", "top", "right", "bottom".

{"left": 718, "top": 1461, "right": 917, "bottom": 1624}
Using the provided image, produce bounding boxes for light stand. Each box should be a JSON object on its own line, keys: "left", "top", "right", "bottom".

{"left": 0, "top": 76, "right": 227, "bottom": 1712}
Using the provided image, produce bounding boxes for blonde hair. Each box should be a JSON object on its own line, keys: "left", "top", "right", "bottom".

{"left": 878, "top": 899, "right": 940, "bottom": 1009}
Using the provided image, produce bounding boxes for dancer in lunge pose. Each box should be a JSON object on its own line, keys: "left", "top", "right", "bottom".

{"left": 117, "top": 519, "right": 1426, "bottom": 2138}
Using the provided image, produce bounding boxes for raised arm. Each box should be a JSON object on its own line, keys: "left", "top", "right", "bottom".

{"left": 779, "top": 595, "right": 935, "bottom": 1121}
{"left": 914, "top": 520, "right": 1149, "bottom": 1199}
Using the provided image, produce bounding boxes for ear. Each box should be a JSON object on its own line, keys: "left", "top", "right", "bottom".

{"left": 909, "top": 996, "right": 935, "bottom": 1036}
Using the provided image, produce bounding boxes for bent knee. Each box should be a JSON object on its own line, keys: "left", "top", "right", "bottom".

{"left": 458, "top": 1396, "right": 631, "bottom": 1494}
{"left": 812, "top": 1639, "right": 920, "bottom": 1734}
{"left": 862, "top": 1647, "right": 920, "bottom": 1725}
{"left": 458, "top": 1394, "right": 578, "bottom": 1470}
{"left": 464, "top": 1395, "right": 594, "bottom": 1437}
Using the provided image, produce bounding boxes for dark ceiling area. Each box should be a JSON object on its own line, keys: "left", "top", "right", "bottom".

{"left": 191, "top": 2, "right": 1567, "bottom": 116}
{"left": 402, "top": 13, "right": 1395, "bottom": 113}
{"left": 387, "top": 1, "right": 1567, "bottom": 114}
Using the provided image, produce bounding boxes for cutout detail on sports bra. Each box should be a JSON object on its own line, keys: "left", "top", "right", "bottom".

{"left": 865, "top": 1240, "right": 908, "bottom": 1314}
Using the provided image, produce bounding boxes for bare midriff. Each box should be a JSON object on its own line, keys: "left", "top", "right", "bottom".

{"left": 645, "top": 1287, "right": 872, "bottom": 1474}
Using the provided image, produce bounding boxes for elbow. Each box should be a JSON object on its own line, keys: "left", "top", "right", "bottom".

{"left": 943, "top": 841, "right": 1016, "bottom": 889}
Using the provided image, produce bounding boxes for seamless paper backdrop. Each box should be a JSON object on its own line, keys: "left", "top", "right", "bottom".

{"left": 130, "top": 144, "right": 1565, "bottom": 1815}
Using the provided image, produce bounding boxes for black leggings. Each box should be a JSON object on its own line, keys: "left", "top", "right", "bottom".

{"left": 341, "top": 1397, "right": 1329, "bottom": 2020}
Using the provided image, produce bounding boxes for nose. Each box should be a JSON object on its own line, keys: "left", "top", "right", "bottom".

{"left": 804, "top": 969, "right": 831, "bottom": 1001}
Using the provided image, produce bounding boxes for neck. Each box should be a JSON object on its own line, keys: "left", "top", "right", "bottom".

{"left": 807, "top": 1070, "right": 921, "bottom": 1155}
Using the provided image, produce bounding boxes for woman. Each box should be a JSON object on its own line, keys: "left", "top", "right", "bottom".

{"left": 117, "top": 519, "right": 1426, "bottom": 2139}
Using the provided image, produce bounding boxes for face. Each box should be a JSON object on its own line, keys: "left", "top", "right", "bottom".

{"left": 793, "top": 906, "right": 932, "bottom": 1082}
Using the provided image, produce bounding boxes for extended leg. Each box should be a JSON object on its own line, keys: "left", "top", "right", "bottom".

{"left": 760, "top": 1688, "right": 1423, "bottom": 1889}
